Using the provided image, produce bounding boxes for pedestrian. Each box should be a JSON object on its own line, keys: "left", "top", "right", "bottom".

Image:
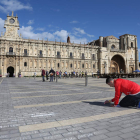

{"left": 41, "top": 69, "right": 45, "bottom": 82}
{"left": 59, "top": 70, "right": 62, "bottom": 79}
{"left": 46, "top": 70, "right": 49, "bottom": 80}
{"left": 104, "top": 77, "right": 140, "bottom": 108}
{"left": 49, "top": 68, "right": 55, "bottom": 82}
{"left": 97, "top": 70, "right": 100, "bottom": 79}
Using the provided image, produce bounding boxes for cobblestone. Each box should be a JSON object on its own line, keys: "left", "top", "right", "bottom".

{"left": 0, "top": 77, "right": 140, "bottom": 140}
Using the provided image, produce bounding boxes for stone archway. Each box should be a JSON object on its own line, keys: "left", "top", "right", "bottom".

{"left": 7, "top": 66, "right": 14, "bottom": 77}
{"left": 110, "top": 55, "right": 125, "bottom": 73}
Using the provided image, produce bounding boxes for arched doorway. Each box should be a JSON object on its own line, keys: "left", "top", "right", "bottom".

{"left": 7, "top": 66, "right": 14, "bottom": 77}
{"left": 110, "top": 55, "right": 125, "bottom": 73}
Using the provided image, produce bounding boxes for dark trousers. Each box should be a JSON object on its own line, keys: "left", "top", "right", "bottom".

{"left": 42, "top": 76, "right": 45, "bottom": 81}
{"left": 46, "top": 75, "right": 48, "bottom": 80}
{"left": 119, "top": 93, "right": 140, "bottom": 107}
{"left": 50, "top": 76, "right": 54, "bottom": 82}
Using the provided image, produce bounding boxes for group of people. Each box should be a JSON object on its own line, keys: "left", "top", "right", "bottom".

{"left": 41, "top": 69, "right": 89, "bottom": 82}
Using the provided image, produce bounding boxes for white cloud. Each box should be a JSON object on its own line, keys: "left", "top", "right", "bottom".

{"left": 70, "top": 21, "right": 78, "bottom": 24}
{"left": 74, "top": 28, "right": 86, "bottom": 34}
{"left": 18, "top": 25, "right": 88, "bottom": 44}
{"left": 36, "top": 28, "right": 45, "bottom": 31}
{"left": 0, "top": 0, "right": 32, "bottom": 13}
{"left": 73, "top": 27, "right": 94, "bottom": 38}
{"left": 87, "top": 34, "right": 94, "bottom": 38}
{"left": 27, "top": 20, "right": 34, "bottom": 25}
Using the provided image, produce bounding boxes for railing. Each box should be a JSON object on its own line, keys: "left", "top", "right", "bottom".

{"left": 81, "top": 56, "right": 85, "bottom": 60}
{"left": 23, "top": 53, "right": 28, "bottom": 56}
{"left": 57, "top": 55, "right": 61, "bottom": 59}
{"left": 6, "top": 52, "right": 16, "bottom": 56}
{"left": 70, "top": 56, "right": 73, "bottom": 59}
{"left": 39, "top": 54, "right": 43, "bottom": 57}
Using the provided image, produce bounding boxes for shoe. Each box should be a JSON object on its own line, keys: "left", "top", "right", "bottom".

{"left": 137, "top": 101, "right": 140, "bottom": 108}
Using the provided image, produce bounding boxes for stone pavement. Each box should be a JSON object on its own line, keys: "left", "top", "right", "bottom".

{"left": 0, "top": 77, "right": 140, "bottom": 140}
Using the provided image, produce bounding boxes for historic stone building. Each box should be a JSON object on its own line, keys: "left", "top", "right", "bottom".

{"left": 0, "top": 12, "right": 139, "bottom": 77}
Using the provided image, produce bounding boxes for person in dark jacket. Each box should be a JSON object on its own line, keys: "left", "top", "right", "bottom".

{"left": 49, "top": 68, "right": 55, "bottom": 82}
{"left": 46, "top": 70, "right": 49, "bottom": 80}
{"left": 41, "top": 69, "right": 45, "bottom": 82}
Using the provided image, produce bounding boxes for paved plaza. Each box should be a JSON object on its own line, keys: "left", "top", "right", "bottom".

{"left": 0, "top": 77, "right": 140, "bottom": 140}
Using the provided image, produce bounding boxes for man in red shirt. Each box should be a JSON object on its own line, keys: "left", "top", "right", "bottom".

{"left": 104, "top": 77, "right": 140, "bottom": 107}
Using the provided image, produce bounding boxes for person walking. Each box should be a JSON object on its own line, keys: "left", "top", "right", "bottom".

{"left": 105, "top": 77, "right": 140, "bottom": 108}
{"left": 49, "top": 68, "right": 55, "bottom": 82}
{"left": 59, "top": 70, "right": 62, "bottom": 79}
{"left": 41, "top": 69, "right": 45, "bottom": 82}
{"left": 46, "top": 70, "right": 49, "bottom": 80}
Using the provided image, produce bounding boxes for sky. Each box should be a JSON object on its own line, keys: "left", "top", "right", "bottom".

{"left": 0, "top": 0, "right": 140, "bottom": 59}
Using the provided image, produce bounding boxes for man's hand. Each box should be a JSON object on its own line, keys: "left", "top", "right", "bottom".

{"left": 104, "top": 100, "right": 111, "bottom": 104}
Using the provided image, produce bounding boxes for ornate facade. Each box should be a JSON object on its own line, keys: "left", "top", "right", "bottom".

{"left": 0, "top": 12, "right": 139, "bottom": 77}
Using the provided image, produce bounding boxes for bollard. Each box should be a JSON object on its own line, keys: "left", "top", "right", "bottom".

{"left": 85, "top": 75, "right": 88, "bottom": 86}
{"left": 56, "top": 75, "right": 58, "bottom": 82}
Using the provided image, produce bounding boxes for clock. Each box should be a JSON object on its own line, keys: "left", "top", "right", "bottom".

{"left": 9, "top": 18, "right": 15, "bottom": 24}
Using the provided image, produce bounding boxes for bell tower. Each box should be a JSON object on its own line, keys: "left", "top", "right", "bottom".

{"left": 3, "top": 11, "right": 20, "bottom": 39}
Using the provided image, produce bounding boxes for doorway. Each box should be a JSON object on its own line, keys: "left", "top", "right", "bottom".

{"left": 7, "top": 66, "right": 14, "bottom": 77}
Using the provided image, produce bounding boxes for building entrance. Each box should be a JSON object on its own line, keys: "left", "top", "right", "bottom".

{"left": 110, "top": 55, "right": 125, "bottom": 73}
{"left": 7, "top": 66, "right": 14, "bottom": 77}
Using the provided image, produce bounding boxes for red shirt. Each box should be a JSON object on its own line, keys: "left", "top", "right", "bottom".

{"left": 111, "top": 79, "right": 140, "bottom": 105}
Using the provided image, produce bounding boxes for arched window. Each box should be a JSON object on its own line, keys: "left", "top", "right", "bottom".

{"left": 9, "top": 47, "right": 13, "bottom": 52}
{"left": 70, "top": 64, "right": 72, "bottom": 68}
{"left": 111, "top": 45, "right": 115, "bottom": 49}
{"left": 57, "top": 63, "right": 60, "bottom": 68}
{"left": 24, "top": 62, "right": 27, "bottom": 67}
{"left": 93, "top": 64, "right": 95, "bottom": 68}
{"left": 82, "top": 64, "right": 84, "bottom": 68}
{"left": 131, "top": 42, "right": 133, "bottom": 47}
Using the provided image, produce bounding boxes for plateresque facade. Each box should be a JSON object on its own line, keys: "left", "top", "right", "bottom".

{"left": 0, "top": 12, "right": 139, "bottom": 77}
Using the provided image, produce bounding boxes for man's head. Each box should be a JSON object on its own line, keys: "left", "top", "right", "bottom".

{"left": 106, "top": 77, "right": 114, "bottom": 87}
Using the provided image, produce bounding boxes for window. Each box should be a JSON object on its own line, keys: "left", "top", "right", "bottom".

{"left": 131, "top": 42, "right": 133, "bottom": 47}
{"left": 82, "top": 64, "right": 84, "bottom": 68}
{"left": 70, "top": 52, "right": 72, "bottom": 57}
{"left": 57, "top": 51, "right": 60, "bottom": 56}
{"left": 9, "top": 47, "right": 13, "bottom": 52}
{"left": 93, "top": 64, "right": 95, "bottom": 68}
{"left": 70, "top": 52, "right": 73, "bottom": 59}
{"left": 111, "top": 45, "right": 115, "bottom": 49}
{"left": 92, "top": 54, "right": 95, "bottom": 60}
{"left": 82, "top": 53, "right": 85, "bottom": 59}
{"left": 24, "top": 49, "right": 27, "bottom": 56}
{"left": 24, "top": 62, "right": 27, "bottom": 67}
{"left": 57, "top": 51, "right": 60, "bottom": 58}
{"left": 70, "top": 63, "right": 72, "bottom": 68}
{"left": 40, "top": 50, "right": 42, "bottom": 55}
{"left": 58, "top": 63, "right": 60, "bottom": 68}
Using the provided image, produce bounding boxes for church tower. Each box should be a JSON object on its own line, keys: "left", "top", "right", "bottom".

{"left": 2, "top": 11, "right": 21, "bottom": 39}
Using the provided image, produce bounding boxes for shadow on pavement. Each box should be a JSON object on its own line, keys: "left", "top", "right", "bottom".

{"left": 82, "top": 101, "right": 111, "bottom": 107}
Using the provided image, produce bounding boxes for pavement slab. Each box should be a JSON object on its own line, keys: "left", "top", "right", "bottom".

{"left": 0, "top": 77, "right": 140, "bottom": 139}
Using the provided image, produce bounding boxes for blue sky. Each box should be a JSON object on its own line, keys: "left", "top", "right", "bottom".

{"left": 0, "top": 0, "right": 140, "bottom": 59}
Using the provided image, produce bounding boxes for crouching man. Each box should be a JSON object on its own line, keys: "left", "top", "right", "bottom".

{"left": 104, "top": 77, "right": 140, "bottom": 108}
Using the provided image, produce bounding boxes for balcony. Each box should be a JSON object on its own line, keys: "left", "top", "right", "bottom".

{"left": 57, "top": 55, "right": 61, "bottom": 59}
{"left": 23, "top": 53, "right": 29, "bottom": 56}
{"left": 39, "top": 54, "right": 43, "bottom": 57}
{"left": 6, "top": 52, "right": 16, "bottom": 56}
{"left": 81, "top": 56, "right": 85, "bottom": 60}
{"left": 70, "top": 56, "right": 73, "bottom": 59}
